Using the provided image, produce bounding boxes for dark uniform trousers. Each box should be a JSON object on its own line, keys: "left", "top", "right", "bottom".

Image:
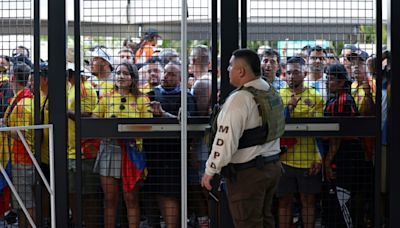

{"left": 226, "top": 161, "right": 282, "bottom": 228}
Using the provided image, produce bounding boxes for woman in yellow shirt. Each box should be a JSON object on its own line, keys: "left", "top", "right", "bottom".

{"left": 93, "top": 62, "right": 152, "bottom": 228}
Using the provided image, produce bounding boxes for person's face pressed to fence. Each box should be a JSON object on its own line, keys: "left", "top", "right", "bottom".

{"left": 162, "top": 63, "right": 180, "bottom": 88}
{"left": 115, "top": 65, "right": 133, "bottom": 89}
{"left": 350, "top": 56, "right": 367, "bottom": 82}
{"left": 0, "top": 57, "right": 9, "bottom": 73}
{"left": 90, "top": 57, "right": 108, "bottom": 76}
{"left": 147, "top": 63, "right": 161, "bottom": 86}
{"left": 341, "top": 48, "right": 352, "bottom": 74}
{"left": 326, "top": 74, "right": 345, "bottom": 93}
{"left": 119, "top": 50, "right": 134, "bottom": 64}
{"left": 308, "top": 50, "right": 326, "bottom": 73}
{"left": 261, "top": 55, "right": 279, "bottom": 80}
{"left": 286, "top": 63, "right": 305, "bottom": 89}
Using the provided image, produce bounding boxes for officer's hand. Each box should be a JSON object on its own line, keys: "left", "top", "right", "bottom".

{"left": 201, "top": 174, "right": 213, "bottom": 191}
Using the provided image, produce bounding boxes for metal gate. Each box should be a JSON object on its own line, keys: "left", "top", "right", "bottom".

{"left": 0, "top": 0, "right": 399, "bottom": 227}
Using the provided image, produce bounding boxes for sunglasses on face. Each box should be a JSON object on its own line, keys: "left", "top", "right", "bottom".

{"left": 310, "top": 56, "right": 325, "bottom": 61}
{"left": 345, "top": 53, "right": 362, "bottom": 63}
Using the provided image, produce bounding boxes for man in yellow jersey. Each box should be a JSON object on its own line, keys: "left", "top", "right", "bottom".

{"left": 6, "top": 60, "right": 35, "bottom": 227}
{"left": 305, "top": 46, "right": 328, "bottom": 101}
{"left": 278, "top": 57, "right": 324, "bottom": 228}
{"left": 349, "top": 48, "right": 375, "bottom": 116}
{"left": 66, "top": 63, "right": 100, "bottom": 228}
{"left": 89, "top": 46, "right": 114, "bottom": 97}
{"left": 139, "top": 60, "right": 163, "bottom": 94}
{"left": 37, "top": 61, "right": 52, "bottom": 225}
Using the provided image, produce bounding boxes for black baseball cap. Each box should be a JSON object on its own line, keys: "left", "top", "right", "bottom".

{"left": 144, "top": 28, "right": 161, "bottom": 40}
{"left": 324, "top": 63, "right": 351, "bottom": 83}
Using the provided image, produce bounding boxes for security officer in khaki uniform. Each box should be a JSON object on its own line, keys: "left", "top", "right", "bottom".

{"left": 201, "top": 49, "right": 284, "bottom": 228}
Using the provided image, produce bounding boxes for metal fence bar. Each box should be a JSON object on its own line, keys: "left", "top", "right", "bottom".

{"left": 181, "top": 0, "right": 188, "bottom": 226}
{"left": 16, "top": 130, "right": 52, "bottom": 194}
{"left": 375, "top": 0, "right": 383, "bottom": 226}
{"left": 0, "top": 124, "right": 55, "bottom": 228}
{"left": 33, "top": 0, "right": 43, "bottom": 224}
{"left": 74, "top": 0, "right": 83, "bottom": 226}
{"left": 48, "top": 0, "right": 68, "bottom": 225}
{"left": 389, "top": 0, "right": 400, "bottom": 226}
{"left": 48, "top": 124, "right": 56, "bottom": 228}
{"left": 240, "top": 0, "right": 247, "bottom": 48}
{"left": 0, "top": 162, "right": 36, "bottom": 228}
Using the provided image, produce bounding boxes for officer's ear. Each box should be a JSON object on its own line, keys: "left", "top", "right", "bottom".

{"left": 239, "top": 64, "right": 248, "bottom": 77}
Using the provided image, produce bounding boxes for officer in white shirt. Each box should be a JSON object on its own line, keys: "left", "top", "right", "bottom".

{"left": 201, "top": 49, "right": 283, "bottom": 228}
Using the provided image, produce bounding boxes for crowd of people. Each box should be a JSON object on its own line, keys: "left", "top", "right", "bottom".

{"left": 0, "top": 28, "right": 391, "bottom": 228}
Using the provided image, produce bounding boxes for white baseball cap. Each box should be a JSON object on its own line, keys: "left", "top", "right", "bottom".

{"left": 88, "top": 46, "right": 113, "bottom": 67}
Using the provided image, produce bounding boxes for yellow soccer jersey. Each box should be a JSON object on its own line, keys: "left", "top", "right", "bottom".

{"left": 67, "top": 81, "right": 98, "bottom": 159}
{"left": 40, "top": 93, "right": 49, "bottom": 164}
{"left": 279, "top": 87, "right": 324, "bottom": 168}
{"left": 94, "top": 92, "right": 152, "bottom": 119}
{"left": 98, "top": 80, "right": 114, "bottom": 98}
{"left": 94, "top": 91, "right": 153, "bottom": 150}
{"left": 7, "top": 94, "right": 35, "bottom": 164}
{"left": 351, "top": 80, "right": 376, "bottom": 115}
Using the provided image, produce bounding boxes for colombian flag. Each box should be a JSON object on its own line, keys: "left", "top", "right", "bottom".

{"left": 120, "top": 140, "right": 147, "bottom": 192}
{"left": 0, "top": 132, "right": 11, "bottom": 216}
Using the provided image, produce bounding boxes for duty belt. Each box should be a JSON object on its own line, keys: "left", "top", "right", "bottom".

{"left": 232, "top": 154, "right": 280, "bottom": 171}
{"left": 221, "top": 154, "right": 280, "bottom": 181}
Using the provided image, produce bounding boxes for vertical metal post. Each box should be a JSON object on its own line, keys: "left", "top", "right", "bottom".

{"left": 389, "top": 0, "right": 400, "bottom": 227}
{"left": 181, "top": 0, "right": 188, "bottom": 227}
{"left": 386, "top": 0, "right": 391, "bottom": 50}
{"left": 375, "top": 0, "right": 382, "bottom": 226}
{"left": 48, "top": 125, "right": 56, "bottom": 228}
{"left": 219, "top": 0, "right": 238, "bottom": 103}
{"left": 48, "top": 0, "right": 69, "bottom": 226}
{"left": 74, "top": 0, "right": 83, "bottom": 226}
{"left": 211, "top": 0, "right": 218, "bottom": 108}
{"left": 217, "top": 0, "right": 238, "bottom": 227}
{"left": 33, "top": 0, "right": 43, "bottom": 226}
{"left": 240, "top": 0, "right": 247, "bottom": 48}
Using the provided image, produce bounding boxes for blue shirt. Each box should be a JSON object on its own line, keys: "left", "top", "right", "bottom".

{"left": 271, "top": 76, "right": 287, "bottom": 91}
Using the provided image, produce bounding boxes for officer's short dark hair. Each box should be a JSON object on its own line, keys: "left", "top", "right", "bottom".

{"left": 12, "top": 62, "right": 31, "bottom": 86}
{"left": 232, "top": 49, "right": 261, "bottom": 76}
{"left": 287, "top": 56, "right": 306, "bottom": 66}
